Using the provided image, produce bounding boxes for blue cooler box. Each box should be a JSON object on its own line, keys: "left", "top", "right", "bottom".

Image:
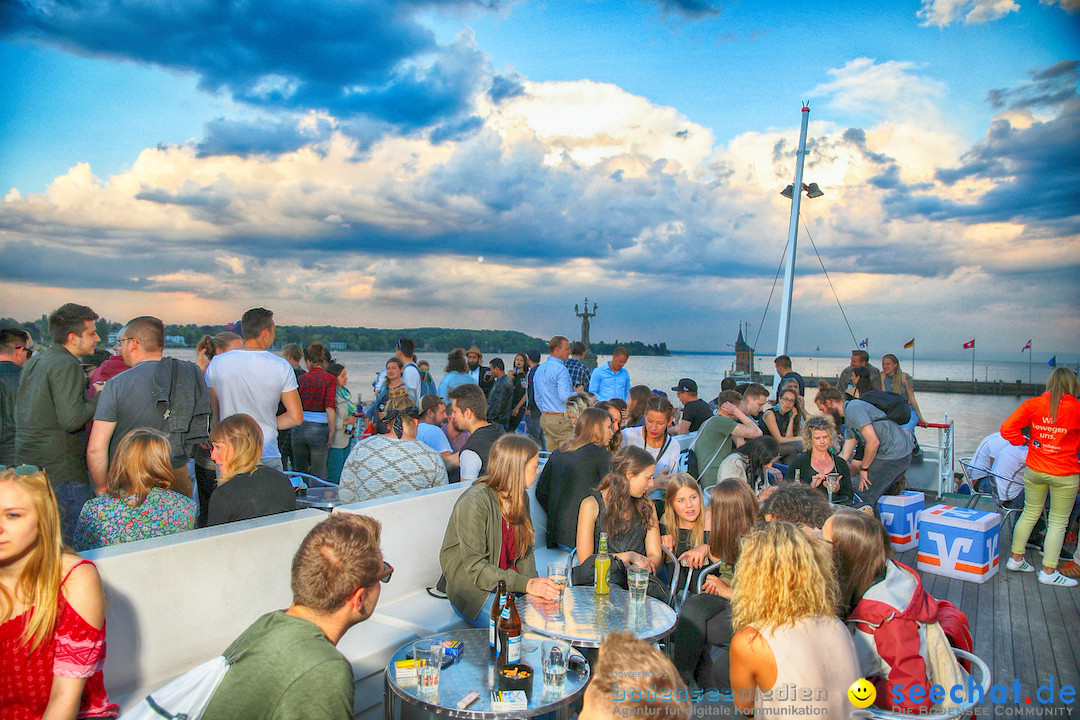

{"left": 877, "top": 491, "right": 924, "bottom": 551}
{"left": 917, "top": 504, "right": 1001, "bottom": 583}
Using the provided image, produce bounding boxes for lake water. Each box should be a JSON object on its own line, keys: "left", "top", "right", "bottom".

{"left": 167, "top": 349, "right": 1042, "bottom": 455}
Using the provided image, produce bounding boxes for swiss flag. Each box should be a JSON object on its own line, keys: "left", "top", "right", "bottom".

{"left": 963, "top": 339, "right": 975, "bottom": 349}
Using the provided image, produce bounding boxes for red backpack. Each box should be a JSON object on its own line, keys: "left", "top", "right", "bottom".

{"left": 935, "top": 599, "right": 972, "bottom": 672}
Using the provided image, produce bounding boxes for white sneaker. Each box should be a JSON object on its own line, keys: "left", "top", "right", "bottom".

{"left": 1006, "top": 557, "right": 1035, "bottom": 572}
{"left": 1037, "top": 571, "right": 1078, "bottom": 587}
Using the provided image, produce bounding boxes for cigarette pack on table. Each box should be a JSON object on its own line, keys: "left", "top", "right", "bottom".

{"left": 491, "top": 690, "right": 528, "bottom": 711}
{"left": 441, "top": 639, "right": 464, "bottom": 663}
{"left": 394, "top": 659, "right": 417, "bottom": 684}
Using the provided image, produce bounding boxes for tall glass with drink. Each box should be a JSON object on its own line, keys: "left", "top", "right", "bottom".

{"left": 542, "top": 640, "right": 568, "bottom": 691}
{"left": 825, "top": 472, "right": 841, "bottom": 503}
{"left": 412, "top": 639, "right": 443, "bottom": 696}
{"left": 627, "top": 566, "right": 649, "bottom": 604}
{"left": 547, "top": 562, "right": 568, "bottom": 595}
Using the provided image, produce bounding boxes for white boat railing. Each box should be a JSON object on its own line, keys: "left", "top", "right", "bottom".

{"left": 917, "top": 418, "right": 955, "bottom": 497}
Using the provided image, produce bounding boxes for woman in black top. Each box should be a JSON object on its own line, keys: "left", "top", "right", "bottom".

{"left": 535, "top": 408, "right": 613, "bottom": 549}
{"left": 507, "top": 353, "right": 529, "bottom": 432}
{"left": 783, "top": 415, "right": 854, "bottom": 505}
{"left": 207, "top": 413, "right": 297, "bottom": 526}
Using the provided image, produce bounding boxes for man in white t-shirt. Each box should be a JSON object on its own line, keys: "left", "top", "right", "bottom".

{"left": 395, "top": 337, "right": 422, "bottom": 401}
{"left": 416, "top": 394, "right": 458, "bottom": 473}
{"left": 206, "top": 307, "right": 303, "bottom": 469}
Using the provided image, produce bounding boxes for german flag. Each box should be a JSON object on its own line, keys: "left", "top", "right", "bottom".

{"left": 903, "top": 338, "right": 914, "bottom": 349}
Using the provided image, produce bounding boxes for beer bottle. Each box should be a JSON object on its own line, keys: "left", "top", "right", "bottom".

{"left": 490, "top": 580, "right": 507, "bottom": 658}
{"left": 594, "top": 531, "right": 611, "bottom": 595}
{"left": 497, "top": 593, "right": 522, "bottom": 666}
{"left": 794, "top": 468, "right": 801, "bottom": 484}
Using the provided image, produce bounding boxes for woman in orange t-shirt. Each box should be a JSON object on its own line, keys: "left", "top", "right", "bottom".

{"left": 1001, "top": 367, "right": 1080, "bottom": 587}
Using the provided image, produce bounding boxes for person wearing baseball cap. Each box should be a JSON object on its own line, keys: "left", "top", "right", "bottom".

{"left": 671, "top": 378, "right": 712, "bottom": 435}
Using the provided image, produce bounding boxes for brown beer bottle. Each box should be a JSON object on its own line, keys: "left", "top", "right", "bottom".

{"left": 496, "top": 593, "right": 522, "bottom": 666}
{"left": 490, "top": 580, "right": 507, "bottom": 659}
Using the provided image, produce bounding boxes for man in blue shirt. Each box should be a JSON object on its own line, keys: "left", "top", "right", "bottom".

{"left": 533, "top": 335, "right": 575, "bottom": 450}
{"left": 589, "top": 346, "right": 630, "bottom": 402}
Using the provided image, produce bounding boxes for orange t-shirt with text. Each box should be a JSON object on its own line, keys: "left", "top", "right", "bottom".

{"left": 1000, "top": 392, "right": 1080, "bottom": 476}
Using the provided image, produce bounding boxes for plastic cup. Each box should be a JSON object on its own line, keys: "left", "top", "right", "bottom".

{"left": 547, "top": 562, "right": 568, "bottom": 593}
{"left": 413, "top": 639, "right": 444, "bottom": 695}
{"left": 627, "top": 566, "right": 649, "bottom": 603}
{"left": 542, "top": 640, "right": 568, "bottom": 690}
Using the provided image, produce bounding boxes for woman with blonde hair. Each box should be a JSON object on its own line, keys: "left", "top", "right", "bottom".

{"left": 193, "top": 331, "right": 243, "bottom": 527}
{"left": 564, "top": 392, "right": 595, "bottom": 427}
{"left": 783, "top": 415, "right": 854, "bottom": 504}
{"left": 729, "top": 522, "right": 860, "bottom": 717}
{"left": 661, "top": 473, "right": 709, "bottom": 559}
{"left": 206, "top": 413, "right": 296, "bottom": 526}
{"left": 1002, "top": 366, "right": 1080, "bottom": 586}
{"left": 74, "top": 428, "right": 196, "bottom": 550}
{"left": 440, "top": 435, "right": 561, "bottom": 626}
{"left": 535, "top": 407, "right": 614, "bottom": 549}
{"left": 881, "top": 353, "right": 925, "bottom": 426}
{"left": 0, "top": 466, "right": 119, "bottom": 719}
{"left": 670, "top": 478, "right": 758, "bottom": 689}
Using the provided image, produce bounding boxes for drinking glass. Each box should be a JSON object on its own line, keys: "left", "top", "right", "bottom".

{"left": 412, "top": 639, "right": 444, "bottom": 695}
{"left": 627, "top": 566, "right": 649, "bottom": 604}
{"left": 547, "top": 562, "right": 569, "bottom": 593}
{"left": 542, "top": 640, "right": 568, "bottom": 690}
{"left": 826, "top": 473, "right": 841, "bottom": 503}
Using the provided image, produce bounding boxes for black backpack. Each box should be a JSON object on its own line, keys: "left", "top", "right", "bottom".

{"left": 859, "top": 390, "right": 912, "bottom": 425}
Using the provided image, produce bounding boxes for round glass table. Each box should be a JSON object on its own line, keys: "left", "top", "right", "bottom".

{"left": 519, "top": 585, "right": 677, "bottom": 648}
{"left": 383, "top": 627, "right": 590, "bottom": 720}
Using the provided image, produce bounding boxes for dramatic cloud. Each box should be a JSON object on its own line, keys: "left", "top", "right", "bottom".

{"left": 2, "top": 0, "right": 495, "bottom": 131}
{"left": 2, "top": 54, "right": 1078, "bottom": 352}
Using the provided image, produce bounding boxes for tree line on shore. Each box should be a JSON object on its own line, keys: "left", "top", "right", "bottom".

{"left": 0, "top": 317, "right": 670, "bottom": 356}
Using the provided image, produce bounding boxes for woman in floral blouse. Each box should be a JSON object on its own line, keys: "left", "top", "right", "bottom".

{"left": 74, "top": 428, "right": 196, "bottom": 551}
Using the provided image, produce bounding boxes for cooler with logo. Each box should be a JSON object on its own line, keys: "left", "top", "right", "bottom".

{"left": 917, "top": 504, "right": 1001, "bottom": 583}
{"left": 877, "top": 491, "right": 923, "bottom": 551}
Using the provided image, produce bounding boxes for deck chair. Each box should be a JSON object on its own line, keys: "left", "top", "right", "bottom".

{"left": 958, "top": 460, "right": 1025, "bottom": 531}
{"left": 866, "top": 649, "right": 990, "bottom": 720}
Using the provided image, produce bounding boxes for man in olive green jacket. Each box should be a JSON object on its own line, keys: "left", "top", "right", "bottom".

{"left": 15, "top": 303, "right": 102, "bottom": 538}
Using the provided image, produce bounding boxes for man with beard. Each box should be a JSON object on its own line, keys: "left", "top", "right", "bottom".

{"left": 465, "top": 346, "right": 494, "bottom": 395}
{"left": 815, "top": 378, "right": 912, "bottom": 511}
{"left": 448, "top": 383, "right": 503, "bottom": 482}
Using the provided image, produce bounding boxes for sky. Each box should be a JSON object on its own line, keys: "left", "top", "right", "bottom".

{"left": 1, "top": 0, "right": 1078, "bottom": 359}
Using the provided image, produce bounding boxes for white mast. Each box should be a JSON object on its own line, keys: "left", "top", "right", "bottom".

{"left": 773, "top": 103, "right": 810, "bottom": 396}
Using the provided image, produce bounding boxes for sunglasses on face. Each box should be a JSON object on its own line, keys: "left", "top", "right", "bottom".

{"left": 376, "top": 561, "right": 394, "bottom": 584}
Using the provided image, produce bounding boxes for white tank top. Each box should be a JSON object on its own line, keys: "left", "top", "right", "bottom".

{"left": 754, "top": 616, "right": 861, "bottom": 719}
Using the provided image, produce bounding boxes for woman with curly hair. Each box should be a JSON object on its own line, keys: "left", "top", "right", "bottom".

{"left": 729, "top": 522, "right": 860, "bottom": 717}
{"left": 783, "top": 415, "right": 854, "bottom": 505}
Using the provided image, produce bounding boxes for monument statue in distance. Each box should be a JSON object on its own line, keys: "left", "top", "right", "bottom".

{"left": 574, "top": 298, "right": 599, "bottom": 370}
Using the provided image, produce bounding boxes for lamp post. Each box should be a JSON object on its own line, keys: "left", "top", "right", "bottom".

{"left": 773, "top": 103, "right": 823, "bottom": 396}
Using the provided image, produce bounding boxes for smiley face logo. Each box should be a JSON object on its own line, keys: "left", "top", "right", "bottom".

{"left": 848, "top": 679, "right": 876, "bottom": 708}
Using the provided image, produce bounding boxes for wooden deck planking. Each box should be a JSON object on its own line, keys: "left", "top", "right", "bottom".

{"left": 903, "top": 500, "right": 1080, "bottom": 714}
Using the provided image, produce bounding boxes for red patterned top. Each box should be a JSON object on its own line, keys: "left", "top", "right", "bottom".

{"left": 0, "top": 560, "right": 119, "bottom": 719}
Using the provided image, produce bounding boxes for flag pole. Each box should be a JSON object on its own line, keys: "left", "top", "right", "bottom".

{"left": 971, "top": 340, "right": 975, "bottom": 383}
{"left": 911, "top": 342, "right": 915, "bottom": 381}
{"left": 1029, "top": 342, "right": 1032, "bottom": 384}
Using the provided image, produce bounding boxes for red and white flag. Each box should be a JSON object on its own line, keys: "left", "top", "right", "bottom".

{"left": 963, "top": 339, "right": 975, "bottom": 350}
{"left": 1021, "top": 340, "right": 1031, "bottom": 353}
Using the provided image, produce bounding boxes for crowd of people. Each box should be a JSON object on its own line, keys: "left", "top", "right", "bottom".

{"left": 1, "top": 303, "right": 1078, "bottom": 718}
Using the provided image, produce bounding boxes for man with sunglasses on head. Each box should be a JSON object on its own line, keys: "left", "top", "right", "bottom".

{"left": 0, "top": 328, "right": 34, "bottom": 466}
{"left": 339, "top": 396, "right": 447, "bottom": 503}
{"left": 202, "top": 513, "right": 390, "bottom": 720}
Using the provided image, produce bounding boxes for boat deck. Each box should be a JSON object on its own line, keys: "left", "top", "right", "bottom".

{"left": 895, "top": 497, "right": 1080, "bottom": 717}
